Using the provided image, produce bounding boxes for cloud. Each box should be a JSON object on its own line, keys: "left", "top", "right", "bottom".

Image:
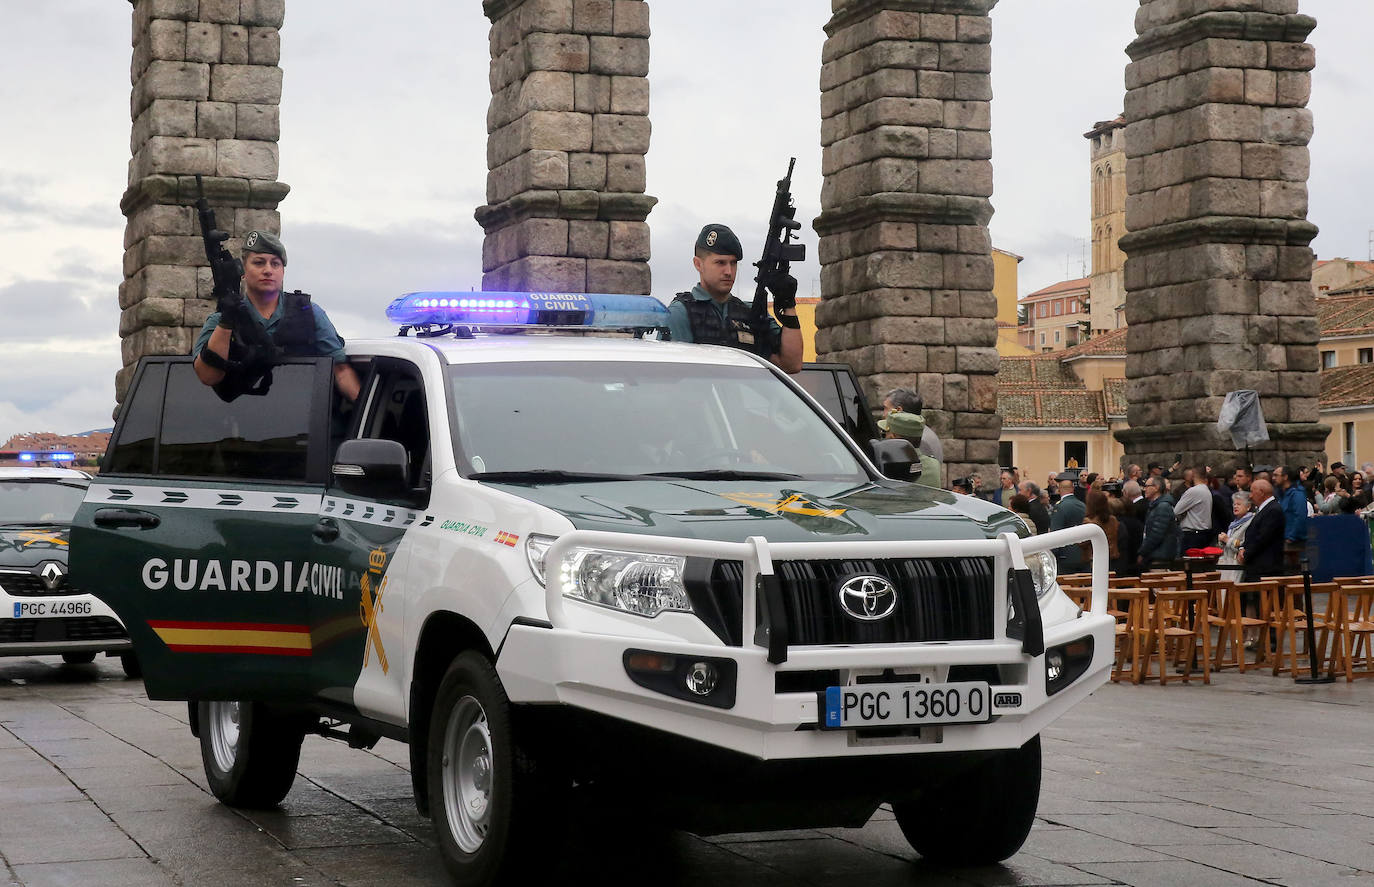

{"left": 0, "top": 349, "right": 120, "bottom": 443}
{"left": 0, "top": 279, "right": 120, "bottom": 344}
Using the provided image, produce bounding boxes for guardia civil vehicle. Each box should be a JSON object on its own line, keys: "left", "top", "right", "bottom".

{"left": 73, "top": 292, "right": 1113, "bottom": 886}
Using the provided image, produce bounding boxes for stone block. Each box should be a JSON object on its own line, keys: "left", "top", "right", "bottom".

{"left": 943, "top": 254, "right": 993, "bottom": 290}
{"left": 573, "top": 0, "right": 614, "bottom": 34}
{"left": 1286, "top": 344, "right": 1320, "bottom": 372}
{"left": 1268, "top": 41, "right": 1316, "bottom": 71}
{"left": 610, "top": 76, "right": 649, "bottom": 114}
{"left": 133, "top": 136, "right": 216, "bottom": 180}
{"left": 131, "top": 99, "right": 197, "bottom": 150}
{"left": 1260, "top": 180, "right": 1308, "bottom": 219}
{"left": 592, "top": 114, "right": 651, "bottom": 153}
{"left": 960, "top": 290, "right": 997, "bottom": 318}
{"left": 944, "top": 317, "right": 995, "bottom": 347}
{"left": 943, "top": 100, "right": 990, "bottom": 132}
{"left": 221, "top": 26, "right": 248, "bottom": 64}
{"left": 122, "top": 297, "right": 185, "bottom": 336}
{"left": 587, "top": 258, "right": 650, "bottom": 294}
{"left": 606, "top": 154, "right": 645, "bottom": 191}
{"left": 200, "top": 0, "right": 239, "bottom": 24}
{"left": 849, "top": 96, "right": 944, "bottom": 133}
{"left": 574, "top": 73, "right": 612, "bottom": 113}
{"left": 247, "top": 27, "right": 281, "bottom": 66}
{"left": 568, "top": 220, "right": 610, "bottom": 258}
{"left": 609, "top": 221, "right": 650, "bottom": 261}
{"left": 1243, "top": 68, "right": 1277, "bottom": 105}
{"left": 486, "top": 151, "right": 569, "bottom": 204}
{"left": 484, "top": 218, "right": 570, "bottom": 270}
{"left": 568, "top": 152, "right": 607, "bottom": 189}
{"left": 196, "top": 101, "right": 236, "bottom": 138}
{"left": 923, "top": 159, "right": 993, "bottom": 197}
{"left": 612, "top": 1, "right": 650, "bottom": 37}
{"left": 185, "top": 298, "right": 215, "bottom": 328}
{"left": 241, "top": 0, "right": 286, "bottom": 27}
{"left": 916, "top": 373, "right": 945, "bottom": 409}
{"left": 215, "top": 139, "right": 278, "bottom": 178}
{"left": 823, "top": 126, "right": 929, "bottom": 176}
{"left": 232, "top": 208, "right": 279, "bottom": 237}
{"left": 122, "top": 326, "right": 194, "bottom": 365}
{"left": 1187, "top": 177, "right": 1259, "bottom": 217}
{"left": 1178, "top": 37, "right": 1266, "bottom": 73}
{"left": 488, "top": 255, "right": 586, "bottom": 292}
{"left": 1262, "top": 107, "right": 1313, "bottom": 146}
{"left": 185, "top": 22, "right": 221, "bottom": 63}
{"left": 133, "top": 60, "right": 210, "bottom": 115}
{"left": 870, "top": 344, "right": 928, "bottom": 373}
{"left": 920, "top": 13, "right": 957, "bottom": 41}
{"left": 1277, "top": 245, "right": 1314, "bottom": 281}
{"left": 926, "top": 128, "right": 958, "bottom": 159}
{"left": 513, "top": 0, "right": 575, "bottom": 37}
{"left": 957, "top": 130, "right": 992, "bottom": 160}
{"left": 149, "top": 19, "right": 186, "bottom": 61}
{"left": 956, "top": 14, "right": 992, "bottom": 44}
{"left": 1275, "top": 70, "right": 1311, "bottom": 106}
{"left": 955, "top": 346, "right": 998, "bottom": 374}
{"left": 938, "top": 43, "right": 991, "bottom": 74}
{"left": 526, "top": 33, "right": 590, "bottom": 72}
{"left": 123, "top": 204, "right": 195, "bottom": 249}
{"left": 942, "top": 375, "right": 969, "bottom": 411}
{"left": 236, "top": 103, "right": 279, "bottom": 140}
{"left": 210, "top": 64, "right": 283, "bottom": 104}
{"left": 146, "top": 0, "right": 197, "bottom": 21}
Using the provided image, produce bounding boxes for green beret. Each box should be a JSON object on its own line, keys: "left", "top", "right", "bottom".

{"left": 695, "top": 223, "right": 742, "bottom": 259}
{"left": 878, "top": 411, "right": 925, "bottom": 439}
{"left": 242, "top": 230, "right": 287, "bottom": 264}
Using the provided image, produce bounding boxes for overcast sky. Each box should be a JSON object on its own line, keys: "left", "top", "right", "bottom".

{"left": 1, "top": 1, "right": 1369, "bottom": 441}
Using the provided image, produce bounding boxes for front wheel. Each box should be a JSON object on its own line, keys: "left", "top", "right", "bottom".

{"left": 119, "top": 652, "right": 142, "bottom": 679}
{"left": 61, "top": 651, "right": 96, "bottom": 664}
{"left": 892, "top": 734, "right": 1041, "bottom": 866}
{"left": 428, "top": 652, "right": 556, "bottom": 886}
{"left": 198, "top": 701, "right": 306, "bottom": 808}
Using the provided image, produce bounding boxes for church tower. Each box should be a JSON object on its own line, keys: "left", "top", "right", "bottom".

{"left": 1085, "top": 117, "right": 1127, "bottom": 334}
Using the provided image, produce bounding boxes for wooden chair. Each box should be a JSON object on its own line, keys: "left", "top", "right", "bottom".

{"left": 1206, "top": 579, "right": 1268, "bottom": 672}
{"left": 1109, "top": 588, "right": 1149, "bottom": 683}
{"left": 1138, "top": 589, "right": 1211, "bottom": 685}
{"left": 1226, "top": 579, "right": 1279, "bottom": 669}
{"left": 1322, "top": 583, "right": 1374, "bottom": 682}
{"left": 1269, "top": 578, "right": 1335, "bottom": 677}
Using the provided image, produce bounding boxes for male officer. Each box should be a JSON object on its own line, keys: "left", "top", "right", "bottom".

{"left": 667, "top": 224, "right": 803, "bottom": 374}
{"left": 193, "top": 230, "right": 360, "bottom": 402}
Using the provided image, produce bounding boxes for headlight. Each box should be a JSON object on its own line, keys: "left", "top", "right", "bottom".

{"left": 1023, "top": 550, "right": 1058, "bottom": 600}
{"left": 560, "top": 548, "right": 692, "bottom": 618}
{"left": 525, "top": 534, "right": 556, "bottom": 586}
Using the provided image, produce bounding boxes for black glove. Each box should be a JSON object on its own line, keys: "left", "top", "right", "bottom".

{"left": 215, "top": 289, "right": 243, "bottom": 331}
{"left": 763, "top": 270, "right": 798, "bottom": 313}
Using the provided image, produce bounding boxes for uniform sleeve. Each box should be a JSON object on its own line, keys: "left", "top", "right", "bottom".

{"left": 310, "top": 304, "right": 347, "bottom": 362}
{"left": 766, "top": 316, "right": 784, "bottom": 356}
{"left": 666, "top": 300, "right": 694, "bottom": 343}
{"left": 192, "top": 314, "right": 220, "bottom": 358}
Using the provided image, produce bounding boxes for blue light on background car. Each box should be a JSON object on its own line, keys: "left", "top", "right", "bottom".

{"left": 17, "top": 452, "right": 74, "bottom": 462}
{"left": 385, "top": 292, "right": 669, "bottom": 331}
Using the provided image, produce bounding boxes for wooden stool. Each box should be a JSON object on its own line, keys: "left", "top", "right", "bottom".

{"left": 1322, "top": 583, "right": 1374, "bottom": 681}
{"left": 1109, "top": 588, "right": 1148, "bottom": 683}
{"left": 1269, "top": 579, "right": 1334, "bottom": 677}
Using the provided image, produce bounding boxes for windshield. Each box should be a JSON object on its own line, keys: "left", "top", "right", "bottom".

{"left": 0, "top": 480, "right": 89, "bottom": 525}
{"left": 448, "top": 361, "right": 868, "bottom": 482}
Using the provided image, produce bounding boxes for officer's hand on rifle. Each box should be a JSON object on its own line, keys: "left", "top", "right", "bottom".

{"left": 762, "top": 270, "right": 798, "bottom": 313}
{"left": 215, "top": 289, "right": 242, "bottom": 331}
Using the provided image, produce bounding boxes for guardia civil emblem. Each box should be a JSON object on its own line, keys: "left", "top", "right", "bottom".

{"left": 706, "top": 230, "right": 718, "bottom": 247}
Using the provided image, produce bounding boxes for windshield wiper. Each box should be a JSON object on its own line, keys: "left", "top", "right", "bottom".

{"left": 645, "top": 470, "right": 802, "bottom": 481}
{"left": 470, "top": 470, "right": 647, "bottom": 484}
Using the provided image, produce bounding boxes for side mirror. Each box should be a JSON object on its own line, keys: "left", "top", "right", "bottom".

{"left": 332, "top": 439, "right": 409, "bottom": 501}
{"left": 870, "top": 438, "right": 922, "bottom": 481}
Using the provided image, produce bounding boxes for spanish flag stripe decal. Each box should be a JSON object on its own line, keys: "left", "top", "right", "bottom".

{"left": 148, "top": 620, "right": 313, "bottom": 655}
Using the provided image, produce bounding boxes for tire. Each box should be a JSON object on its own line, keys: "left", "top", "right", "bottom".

{"left": 427, "top": 652, "right": 556, "bottom": 886}
{"left": 892, "top": 734, "right": 1041, "bottom": 866}
{"left": 119, "top": 652, "right": 142, "bottom": 679}
{"left": 198, "top": 700, "right": 306, "bottom": 808}
{"left": 61, "top": 651, "right": 97, "bottom": 664}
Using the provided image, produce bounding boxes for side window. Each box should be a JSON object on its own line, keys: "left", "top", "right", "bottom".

{"left": 360, "top": 365, "right": 430, "bottom": 494}
{"left": 158, "top": 362, "right": 320, "bottom": 482}
{"left": 106, "top": 362, "right": 168, "bottom": 474}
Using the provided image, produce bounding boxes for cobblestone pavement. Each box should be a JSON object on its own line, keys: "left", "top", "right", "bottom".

{"left": 3, "top": 655, "right": 1373, "bottom": 886}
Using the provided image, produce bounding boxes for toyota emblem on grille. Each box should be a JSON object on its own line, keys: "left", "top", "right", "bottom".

{"left": 38, "top": 561, "right": 66, "bottom": 591}
{"left": 837, "top": 575, "right": 898, "bottom": 621}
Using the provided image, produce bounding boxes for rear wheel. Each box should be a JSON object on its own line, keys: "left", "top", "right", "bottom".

{"left": 892, "top": 735, "right": 1041, "bottom": 866}
{"left": 61, "top": 651, "right": 96, "bottom": 664}
{"left": 119, "top": 652, "right": 142, "bottom": 679}
{"left": 198, "top": 701, "right": 306, "bottom": 808}
{"left": 427, "top": 652, "right": 557, "bottom": 886}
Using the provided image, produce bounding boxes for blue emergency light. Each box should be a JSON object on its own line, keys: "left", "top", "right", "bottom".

{"left": 18, "top": 452, "right": 74, "bottom": 462}
{"left": 385, "top": 291, "right": 669, "bottom": 331}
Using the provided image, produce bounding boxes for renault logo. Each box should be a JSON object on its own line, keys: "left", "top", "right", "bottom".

{"left": 837, "top": 575, "right": 898, "bottom": 621}
{"left": 39, "top": 561, "right": 66, "bottom": 591}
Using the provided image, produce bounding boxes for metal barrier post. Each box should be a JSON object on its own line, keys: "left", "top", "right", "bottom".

{"left": 1295, "top": 556, "right": 1334, "bottom": 685}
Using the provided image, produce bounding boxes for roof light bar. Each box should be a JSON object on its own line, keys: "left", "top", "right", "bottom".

{"left": 17, "top": 452, "right": 75, "bottom": 462}
{"left": 386, "top": 291, "right": 669, "bottom": 331}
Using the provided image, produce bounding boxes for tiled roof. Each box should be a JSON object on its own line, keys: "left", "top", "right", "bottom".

{"left": 1316, "top": 292, "right": 1374, "bottom": 336}
{"left": 1103, "top": 378, "right": 1128, "bottom": 418}
{"left": 998, "top": 391, "right": 1106, "bottom": 427}
{"left": 1326, "top": 274, "right": 1374, "bottom": 298}
{"left": 997, "top": 357, "right": 1084, "bottom": 388}
{"left": 1321, "top": 364, "right": 1374, "bottom": 410}
{"left": 1058, "top": 326, "right": 1128, "bottom": 359}
{"left": 1021, "top": 277, "right": 1091, "bottom": 302}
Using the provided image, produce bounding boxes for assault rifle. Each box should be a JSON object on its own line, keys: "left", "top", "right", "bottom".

{"left": 194, "top": 175, "right": 278, "bottom": 400}
{"left": 750, "top": 158, "right": 806, "bottom": 339}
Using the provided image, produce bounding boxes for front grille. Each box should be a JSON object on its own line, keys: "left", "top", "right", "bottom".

{"left": 690, "top": 557, "right": 995, "bottom": 647}
{"left": 0, "top": 573, "right": 80, "bottom": 597}
{"left": 0, "top": 616, "right": 126, "bottom": 644}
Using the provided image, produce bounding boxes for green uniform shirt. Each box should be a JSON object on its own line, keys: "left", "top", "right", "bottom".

{"left": 666, "top": 285, "right": 783, "bottom": 355}
{"left": 193, "top": 296, "right": 346, "bottom": 363}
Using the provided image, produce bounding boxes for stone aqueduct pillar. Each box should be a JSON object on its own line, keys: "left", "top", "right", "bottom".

{"left": 813, "top": 0, "right": 1001, "bottom": 485}
{"left": 118, "top": 0, "right": 288, "bottom": 403}
{"left": 1116, "top": 0, "right": 1326, "bottom": 471}
{"left": 475, "top": 0, "right": 656, "bottom": 294}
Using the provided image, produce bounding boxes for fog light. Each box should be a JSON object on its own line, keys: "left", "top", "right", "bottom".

{"left": 1045, "top": 650, "right": 1064, "bottom": 683}
{"left": 685, "top": 661, "right": 718, "bottom": 696}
